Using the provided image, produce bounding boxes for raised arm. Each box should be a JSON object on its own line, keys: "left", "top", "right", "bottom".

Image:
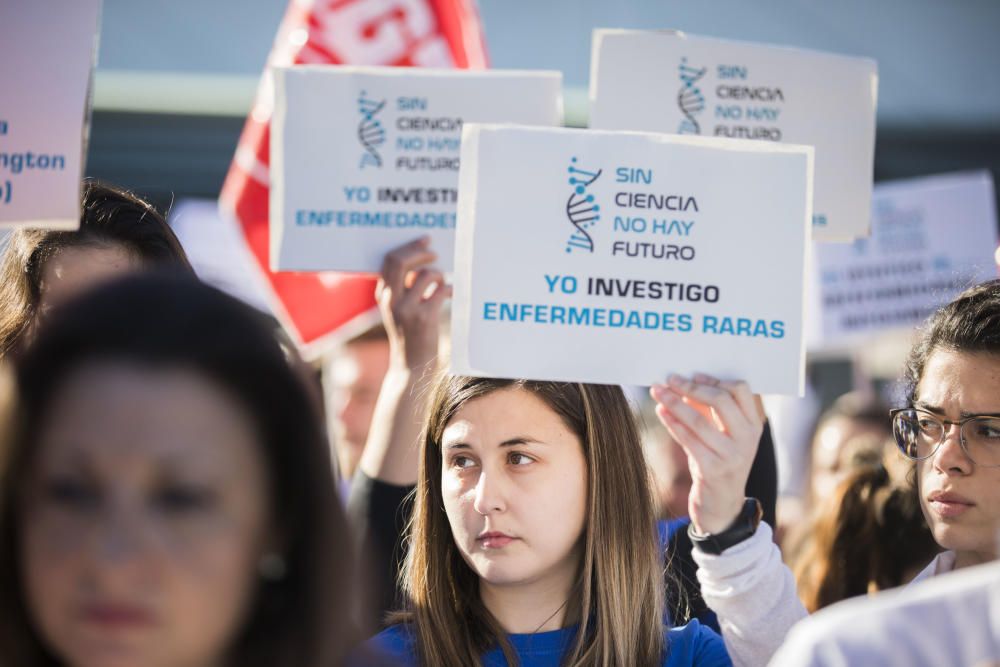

{"left": 652, "top": 374, "right": 806, "bottom": 667}
{"left": 347, "top": 237, "right": 450, "bottom": 627}
{"left": 358, "top": 237, "right": 450, "bottom": 485}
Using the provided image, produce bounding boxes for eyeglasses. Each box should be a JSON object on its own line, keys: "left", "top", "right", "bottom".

{"left": 890, "top": 408, "right": 1000, "bottom": 468}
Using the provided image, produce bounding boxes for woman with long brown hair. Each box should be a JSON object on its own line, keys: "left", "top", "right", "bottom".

{"left": 792, "top": 452, "right": 939, "bottom": 612}
{"left": 353, "top": 374, "right": 737, "bottom": 666}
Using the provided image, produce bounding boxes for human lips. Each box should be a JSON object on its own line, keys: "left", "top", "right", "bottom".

{"left": 476, "top": 531, "right": 518, "bottom": 549}
{"left": 927, "top": 490, "right": 976, "bottom": 518}
{"left": 80, "top": 602, "right": 156, "bottom": 629}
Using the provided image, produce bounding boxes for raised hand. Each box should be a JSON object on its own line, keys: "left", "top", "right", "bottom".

{"left": 359, "top": 237, "right": 451, "bottom": 486}
{"left": 650, "top": 373, "right": 764, "bottom": 535}
{"left": 376, "top": 236, "right": 451, "bottom": 372}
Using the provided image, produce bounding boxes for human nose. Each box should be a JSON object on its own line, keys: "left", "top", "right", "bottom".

{"left": 472, "top": 467, "right": 507, "bottom": 516}
{"left": 89, "top": 498, "right": 149, "bottom": 567}
{"left": 933, "top": 421, "right": 974, "bottom": 474}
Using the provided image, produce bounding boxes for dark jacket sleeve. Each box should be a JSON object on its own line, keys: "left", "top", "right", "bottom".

{"left": 346, "top": 470, "right": 416, "bottom": 630}
{"left": 746, "top": 420, "right": 778, "bottom": 529}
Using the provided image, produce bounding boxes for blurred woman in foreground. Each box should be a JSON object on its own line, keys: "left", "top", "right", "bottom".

{"left": 0, "top": 273, "right": 356, "bottom": 667}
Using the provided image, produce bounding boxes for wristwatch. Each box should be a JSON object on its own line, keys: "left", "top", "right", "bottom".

{"left": 688, "top": 497, "right": 763, "bottom": 555}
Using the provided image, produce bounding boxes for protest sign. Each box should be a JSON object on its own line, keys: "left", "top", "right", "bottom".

{"left": 451, "top": 124, "right": 814, "bottom": 395}
{"left": 589, "top": 29, "right": 877, "bottom": 242}
{"left": 0, "top": 0, "right": 102, "bottom": 229}
{"left": 219, "top": 0, "right": 490, "bottom": 357}
{"left": 808, "top": 171, "right": 999, "bottom": 348}
{"left": 271, "top": 66, "right": 561, "bottom": 273}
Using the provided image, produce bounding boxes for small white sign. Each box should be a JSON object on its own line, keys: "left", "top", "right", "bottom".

{"left": 451, "top": 124, "right": 814, "bottom": 396}
{"left": 589, "top": 29, "right": 877, "bottom": 242}
{"left": 270, "top": 66, "right": 562, "bottom": 273}
{"left": 809, "top": 171, "right": 999, "bottom": 348}
{"left": 0, "top": 0, "right": 102, "bottom": 229}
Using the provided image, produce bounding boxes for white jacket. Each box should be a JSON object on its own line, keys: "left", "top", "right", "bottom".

{"left": 692, "top": 522, "right": 807, "bottom": 667}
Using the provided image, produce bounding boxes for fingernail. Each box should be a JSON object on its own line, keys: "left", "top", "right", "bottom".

{"left": 660, "top": 391, "right": 678, "bottom": 404}
{"left": 667, "top": 374, "right": 687, "bottom": 388}
{"left": 650, "top": 384, "right": 666, "bottom": 398}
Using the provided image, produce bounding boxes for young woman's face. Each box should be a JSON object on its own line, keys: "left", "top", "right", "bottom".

{"left": 441, "top": 387, "right": 588, "bottom": 590}
{"left": 20, "top": 362, "right": 271, "bottom": 667}
{"left": 915, "top": 350, "right": 1000, "bottom": 560}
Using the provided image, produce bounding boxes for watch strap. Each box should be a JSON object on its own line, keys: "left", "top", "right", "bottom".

{"left": 688, "top": 497, "right": 763, "bottom": 555}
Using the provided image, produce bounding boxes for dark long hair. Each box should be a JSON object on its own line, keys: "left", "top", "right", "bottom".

{"left": 0, "top": 273, "right": 356, "bottom": 666}
{"left": 0, "top": 179, "right": 193, "bottom": 357}
{"left": 396, "top": 376, "right": 665, "bottom": 666}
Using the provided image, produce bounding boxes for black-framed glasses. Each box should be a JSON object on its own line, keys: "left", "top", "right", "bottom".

{"left": 890, "top": 408, "right": 1000, "bottom": 468}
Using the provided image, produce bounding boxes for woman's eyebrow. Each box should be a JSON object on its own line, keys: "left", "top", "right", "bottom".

{"left": 913, "top": 401, "right": 1000, "bottom": 418}
{"left": 41, "top": 445, "right": 94, "bottom": 470}
{"left": 444, "top": 437, "right": 546, "bottom": 450}
{"left": 913, "top": 400, "right": 944, "bottom": 414}
{"left": 499, "top": 437, "right": 544, "bottom": 448}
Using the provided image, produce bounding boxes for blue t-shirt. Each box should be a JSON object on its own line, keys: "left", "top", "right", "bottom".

{"left": 352, "top": 618, "right": 731, "bottom": 666}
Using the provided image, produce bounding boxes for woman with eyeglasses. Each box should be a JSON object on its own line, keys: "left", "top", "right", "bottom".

{"left": 636, "top": 279, "right": 1000, "bottom": 662}
{"left": 890, "top": 279, "right": 1000, "bottom": 580}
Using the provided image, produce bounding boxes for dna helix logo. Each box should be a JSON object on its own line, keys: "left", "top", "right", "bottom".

{"left": 677, "top": 57, "right": 708, "bottom": 135}
{"left": 357, "top": 90, "right": 387, "bottom": 169}
{"left": 565, "top": 157, "right": 602, "bottom": 253}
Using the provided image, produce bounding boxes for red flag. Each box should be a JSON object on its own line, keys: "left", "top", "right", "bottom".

{"left": 220, "top": 0, "right": 488, "bottom": 357}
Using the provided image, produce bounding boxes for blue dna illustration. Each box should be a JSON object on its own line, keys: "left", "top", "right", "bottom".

{"left": 357, "top": 91, "right": 387, "bottom": 168}
{"left": 677, "top": 57, "right": 708, "bottom": 135}
{"left": 565, "top": 157, "right": 602, "bottom": 253}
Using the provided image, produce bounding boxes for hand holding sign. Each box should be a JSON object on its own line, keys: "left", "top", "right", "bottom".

{"left": 651, "top": 373, "right": 763, "bottom": 535}
{"left": 377, "top": 237, "right": 451, "bottom": 372}
{"left": 361, "top": 238, "right": 451, "bottom": 487}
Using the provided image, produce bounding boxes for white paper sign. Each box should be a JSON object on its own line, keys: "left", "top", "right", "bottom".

{"left": 452, "top": 124, "right": 814, "bottom": 395}
{"left": 0, "top": 0, "right": 102, "bottom": 229}
{"left": 808, "top": 171, "right": 999, "bottom": 348}
{"left": 270, "top": 66, "right": 562, "bottom": 273}
{"left": 589, "top": 29, "right": 877, "bottom": 242}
